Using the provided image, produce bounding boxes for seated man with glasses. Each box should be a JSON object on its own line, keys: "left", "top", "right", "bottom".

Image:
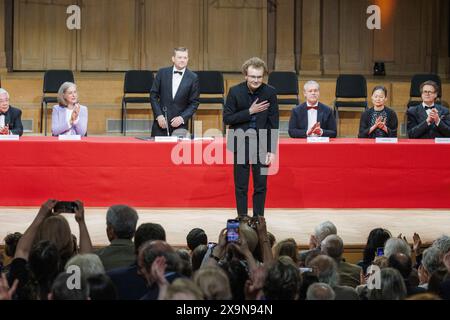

{"left": 407, "top": 80, "right": 450, "bottom": 139}
{"left": 0, "top": 88, "right": 23, "bottom": 136}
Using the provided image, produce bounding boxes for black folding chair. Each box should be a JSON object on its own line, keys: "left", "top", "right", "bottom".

{"left": 41, "top": 70, "right": 75, "bottom": 135}
{"left": 333, "top": 75, "right": 368, "bottom": 133}
{"left": 195, "top": 71, "right": 225, "bottom": 135}
{"left": 407, "top": 74, "right": 442, "bottom": 108}
{"left": 121, "top": 70, "right": 154, "bottom": 135}
{"left": 268, "top": 71, "right": 299, "bottom": 107}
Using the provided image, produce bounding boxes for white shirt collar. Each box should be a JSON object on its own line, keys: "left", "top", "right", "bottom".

{"left": 306, "top": 102, "right": 319, "bottom": 108}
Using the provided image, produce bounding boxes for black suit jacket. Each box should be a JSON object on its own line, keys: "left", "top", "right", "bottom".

{"left": 223, "top": 82, "right": 279, "bottom": 154}
{"left": 150, "top": 67, "right": 199, "bottom": 136}
{"left": 407, "top": 104, "right": 450, "bottom": 139}
{"left": 2, "top": 106, "right": 23, "bottom": 136}
{"left": 288, "top": 102, "right": 337, "bottom": 138}
{"left": 358, "top": 106, "right": 398, "bottom": 138}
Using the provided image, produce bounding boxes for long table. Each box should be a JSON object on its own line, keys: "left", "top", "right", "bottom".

{"left": 2, "top": 137, "right": 450, "bottom": 208}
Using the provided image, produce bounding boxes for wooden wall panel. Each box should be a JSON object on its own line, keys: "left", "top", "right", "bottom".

{"left": 13, "top": 0, "right": 75, "bottom": 70}
{"left": 205, "top": 0, "right": 267, "bottom": 71}
{"left": 0, "top": 0, "right": 6, "bottom": 71}
{"left": 141, "top": 0, "right": 203, "bottom": 70}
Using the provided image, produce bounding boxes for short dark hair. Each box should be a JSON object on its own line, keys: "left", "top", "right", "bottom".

{"left": 420, "top": 80, "right": 440, "bottom": 95}
{"left": 186, "top": 228, "right": 208, "bottom": 251}
{"left": 134, "top": 223, "right": 166, "bottom": 253}
{"left": 263, "top": 258, "right": 301, "bottom": 300}
{"left": 388, "top": 253, "right": 412, "bottom": 279}
{"left": 191, "top": 244, "right": 208, "bottom": 273}
{"left": 87, "top": 274, "right": 118, "bottom": 300}
{"left": 372, "top": 85, "right": 388, "bottom": 97}
{"left": 106, "top": 205, "right": 139, "bottom": 240}
{"left": 173, "top": 47, "right": 188, "bottom": 56}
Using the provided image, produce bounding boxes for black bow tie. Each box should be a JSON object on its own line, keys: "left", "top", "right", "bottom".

{"left": 307, "top": 106, "right": 318, "bottom": 110}
{"left": 0, "top": 112, "right": 6, "bottom": 116}
{"left": 424, "top": 106, "right": 435, "bottom": 111}
{"left": 174, "top": 71, "right": 183, "bottom": 75}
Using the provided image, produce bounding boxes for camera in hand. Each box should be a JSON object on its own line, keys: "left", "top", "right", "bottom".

{"left": 226, "top": 219, "right": 240, "bottom": 243}
{"left": 54, "top": 201, "right": 78, "bottom": 214}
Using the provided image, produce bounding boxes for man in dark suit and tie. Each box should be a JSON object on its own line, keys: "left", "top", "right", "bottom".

{"left": 150, "top": 47, "right": 199, "bottom": 137}
{"left": 288, "top": 80, "right": 337, "bottom": 138}
{"left": 224, "top": 57, "right": 279, "bottom": 217}
{"left": 0, "top": 88, "right": 23, "bottom": 136}
{"left": 407, "top": 80, "right": 450, "bottom": 139}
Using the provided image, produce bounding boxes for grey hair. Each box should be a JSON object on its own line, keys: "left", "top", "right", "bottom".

{"left": 0, "top": 88, "right": 9, "bottom": 98}
{"left": 57, "top": 82, "right": 77, "bottom": 106}
{"left": 383, "top": 238, "right": 411, "bottom": 258}
{"left": 314, "top": 221, "right": 337, "bottom": 243}
{"left": 65, "top": 254, "right": 105, "bottom": 278}
{"left": 304, "top": 80, "right": 320, "bottom": 92}
{"left": 106, "top": 205, "right": 139, "bottom": 239}
{"left": 421, "top": 246, "right": 443, "bottom": 275}
{"left": 308, "top": 255, "right": 339, "bottom": 287}
{"left": 432, "top": 235, "right": 450, "bottom": 254}
{"left": 306, "top": 283, "right": 335, "bottom": 300}
{"left": 321, "top": 234, "right": 344, "bottom": 261}
{"left": 369, "top": 268, "right": 407, "bottom": 300}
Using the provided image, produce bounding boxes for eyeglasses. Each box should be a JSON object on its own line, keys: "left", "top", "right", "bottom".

{"left": 422, "top": 90, "right": 436, "bottom": 95}
{"left": 247, "top": 75, "right": 264, "bottom": 80}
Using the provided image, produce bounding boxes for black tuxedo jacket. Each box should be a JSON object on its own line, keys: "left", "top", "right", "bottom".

{"left": 407, "top": 104, "right": 450, "bottom": 139}
{"left": 150, "top": 67, "right": 199, "bottom": 136}
{"left": 358, "top": 106, "right": 398, "bottom": 138}
{"left": 223, "top": 82, "right": 279, "bottom": 154}
{"left": 288, "top": 102, "right": 337, "bottom": 138}
{"left": 2, "top": 106, "right": 23, "bottom": 136}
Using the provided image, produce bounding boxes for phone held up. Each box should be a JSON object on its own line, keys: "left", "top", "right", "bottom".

{"left": 53, "top": 201, "right": 78, "bottom": 214}
{"left": 226, "top": 219, "right": 240, "bottom": 243}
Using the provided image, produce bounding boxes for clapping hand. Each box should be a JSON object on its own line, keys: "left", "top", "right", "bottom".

{"left": 307, "top": 122, "right": 322, "bottom": 136}
{"left": 0, "top": 124, "right": 9, "bottom": 135}
{"left": 71, "top": 104, "right": 80, "bottom": 124}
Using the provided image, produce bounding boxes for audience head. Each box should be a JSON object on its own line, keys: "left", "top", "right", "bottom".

{"left": 263, "top": 257, "right": 301, "bottom": 300}
{"left": 306, "top": 283, "right": 335, "bottom": 300}
{"left": 191, "top": 244, "right": 208, "bottom": 273}
{"left": 57, "top": 82, "right": 78, "bottom": 107}
{"left": 49, "top": 272, "right": 89, "bottom": 300}
{"left": 273, "top": 238, "right": 298, "bottom": 264}
{"left": 134, "top": 222, "right": 166, "bottom": 254}
{"left": 321, "top": 235, "right": 344, "bottom": 262}
{"left": 65, "top": 254, "right": 105, "bottom": 279}
{"left": 106, "top": 205, "right": 139, "bottom": 241}
{"left": 193, "top": 266, "right": 232, "bottom": 300}
{"left": 35, "top": 215, "right": 74, "bottom": 265}
{"left": 164, "top": 278, "right": 204, "bottom": 300}
{"left": 308, "top": 255, "right": 339, "bottom": 287}
{"left": 87, "top": 274, "right": 117, "bottom": 300}
{"left": 176, "top": 248, "right": 192, "bottom": 278}
{"left": 186, "top": 228, "right": 208, "bottom": 251}
{"left": 238, "top": 222, "right": 258, "bottom": 253}
{"left": 218, "top": 258, "right": 249, "bottom": 300}
{"left": 314, "top": 221, "right": 337, "bottom": 244}
{"left": 388, "top": 253, "right": 412, "bottom": 279}
{"left": 138, "top": 240, "right": 179, "bottom": 284}
{"left": 383, "top": 237, "right": 411, "bottom": 258}
{"left": 298, "top": 271, "right": 319, "bottom": 300}
{"left": 363, "top": 228, "right": 391, "bottom": 264}
{"left": 421, "top": 246, "right": 443, "bottom": 279}
{"left": 432, "top": 235, "right": 450, "bottom": 255}
{"left": 369, "top": 268, "right": 407, "bottom": 300}
{"left": 4, "top": 232, "right": 23, "bottom": 257}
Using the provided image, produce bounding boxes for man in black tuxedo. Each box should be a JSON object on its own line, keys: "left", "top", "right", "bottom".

{"left": 224, "top": 57, "right": 279, "bottom": 217}
{"left": 150, "top": 47, "right": 199, "bottom": 137}
{"left": 288, "top": 80, "right": 337, "bottom": 138}
{"left": 407, "top": 80, "right": 450, "bottom": 139}
{"left": 0, "top": 88, "right": 23, "bottom": 136}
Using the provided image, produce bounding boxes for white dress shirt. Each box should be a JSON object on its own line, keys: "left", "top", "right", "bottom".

{"left": 0, "top": 114, "right": 4, "bottom": 129}
{"left": 307, "top": 102, "right": 323, "bottom": 136}
{"left": 172, "top": 67, "right": 186, "bottom": 99}
{"left": 423, "top": 102, "right": 440, "bottom": 126}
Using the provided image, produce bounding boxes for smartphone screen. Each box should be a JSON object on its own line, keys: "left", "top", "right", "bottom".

{"left": 54, "top": 201, "right": 77, "bottom": 214}
{"left": 226, "top": 219, "right": 240, "bottom": 243}
{"left": 376, "top": 247, "right": 384, "bottom": 256}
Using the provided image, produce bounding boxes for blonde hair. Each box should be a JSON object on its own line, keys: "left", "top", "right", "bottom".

{"left": 164, "top": 278, "right": 204, "bottom": 300}
{"left": 242, "top": 57, "right": 268, "bottom": 76}
{"left": 193, "top": 266, "right": 232, "bottom": 300}
{"left": 57, "top": 82, "right": 77, "bottom": 106}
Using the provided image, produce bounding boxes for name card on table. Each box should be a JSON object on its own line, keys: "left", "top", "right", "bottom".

{"left": 58, "top": 135, "right": 81, "bottom": 141}
{"left": 435, "top": 138, "right": 450, "bottom": 144}
{"left": 307, "top": 137, "right": 330, "bottom": 143}
{"left": 375, "top": 138, "right": 398, "bottom": 144}
{"left": 155, "top": 136, "right": 179, "bottom": 143}
{"left": 0, "top": 135, "right": 20, "bottom": 141}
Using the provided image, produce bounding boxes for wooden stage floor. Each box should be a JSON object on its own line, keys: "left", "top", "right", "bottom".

{"left": 1, "top": 208, "right": 449, "bottom": 247}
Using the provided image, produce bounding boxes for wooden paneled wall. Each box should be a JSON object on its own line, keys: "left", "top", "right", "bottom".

{"left": 6, "top": 0, "right": 449, "bottom": 76}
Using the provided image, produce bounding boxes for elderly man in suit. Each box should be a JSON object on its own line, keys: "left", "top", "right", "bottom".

{"left": 0, "top": 88, "right": 23, "bottom": 136}
{"left": 407, "top": 80, "right": 450, "bottom": 139}
{"left": 288, "top": 80, "right": 337, "bottom": 138}
{"left": 150, "top": 47, "right": 200, "bottom": 137}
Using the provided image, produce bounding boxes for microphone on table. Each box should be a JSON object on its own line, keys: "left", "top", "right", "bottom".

{"left": 162, "top": 106, "right": 170, "bottom": 136}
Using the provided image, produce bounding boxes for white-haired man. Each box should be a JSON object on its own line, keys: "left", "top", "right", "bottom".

{"left": 0, "top": 88, "right": 23, "bottom": 136}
